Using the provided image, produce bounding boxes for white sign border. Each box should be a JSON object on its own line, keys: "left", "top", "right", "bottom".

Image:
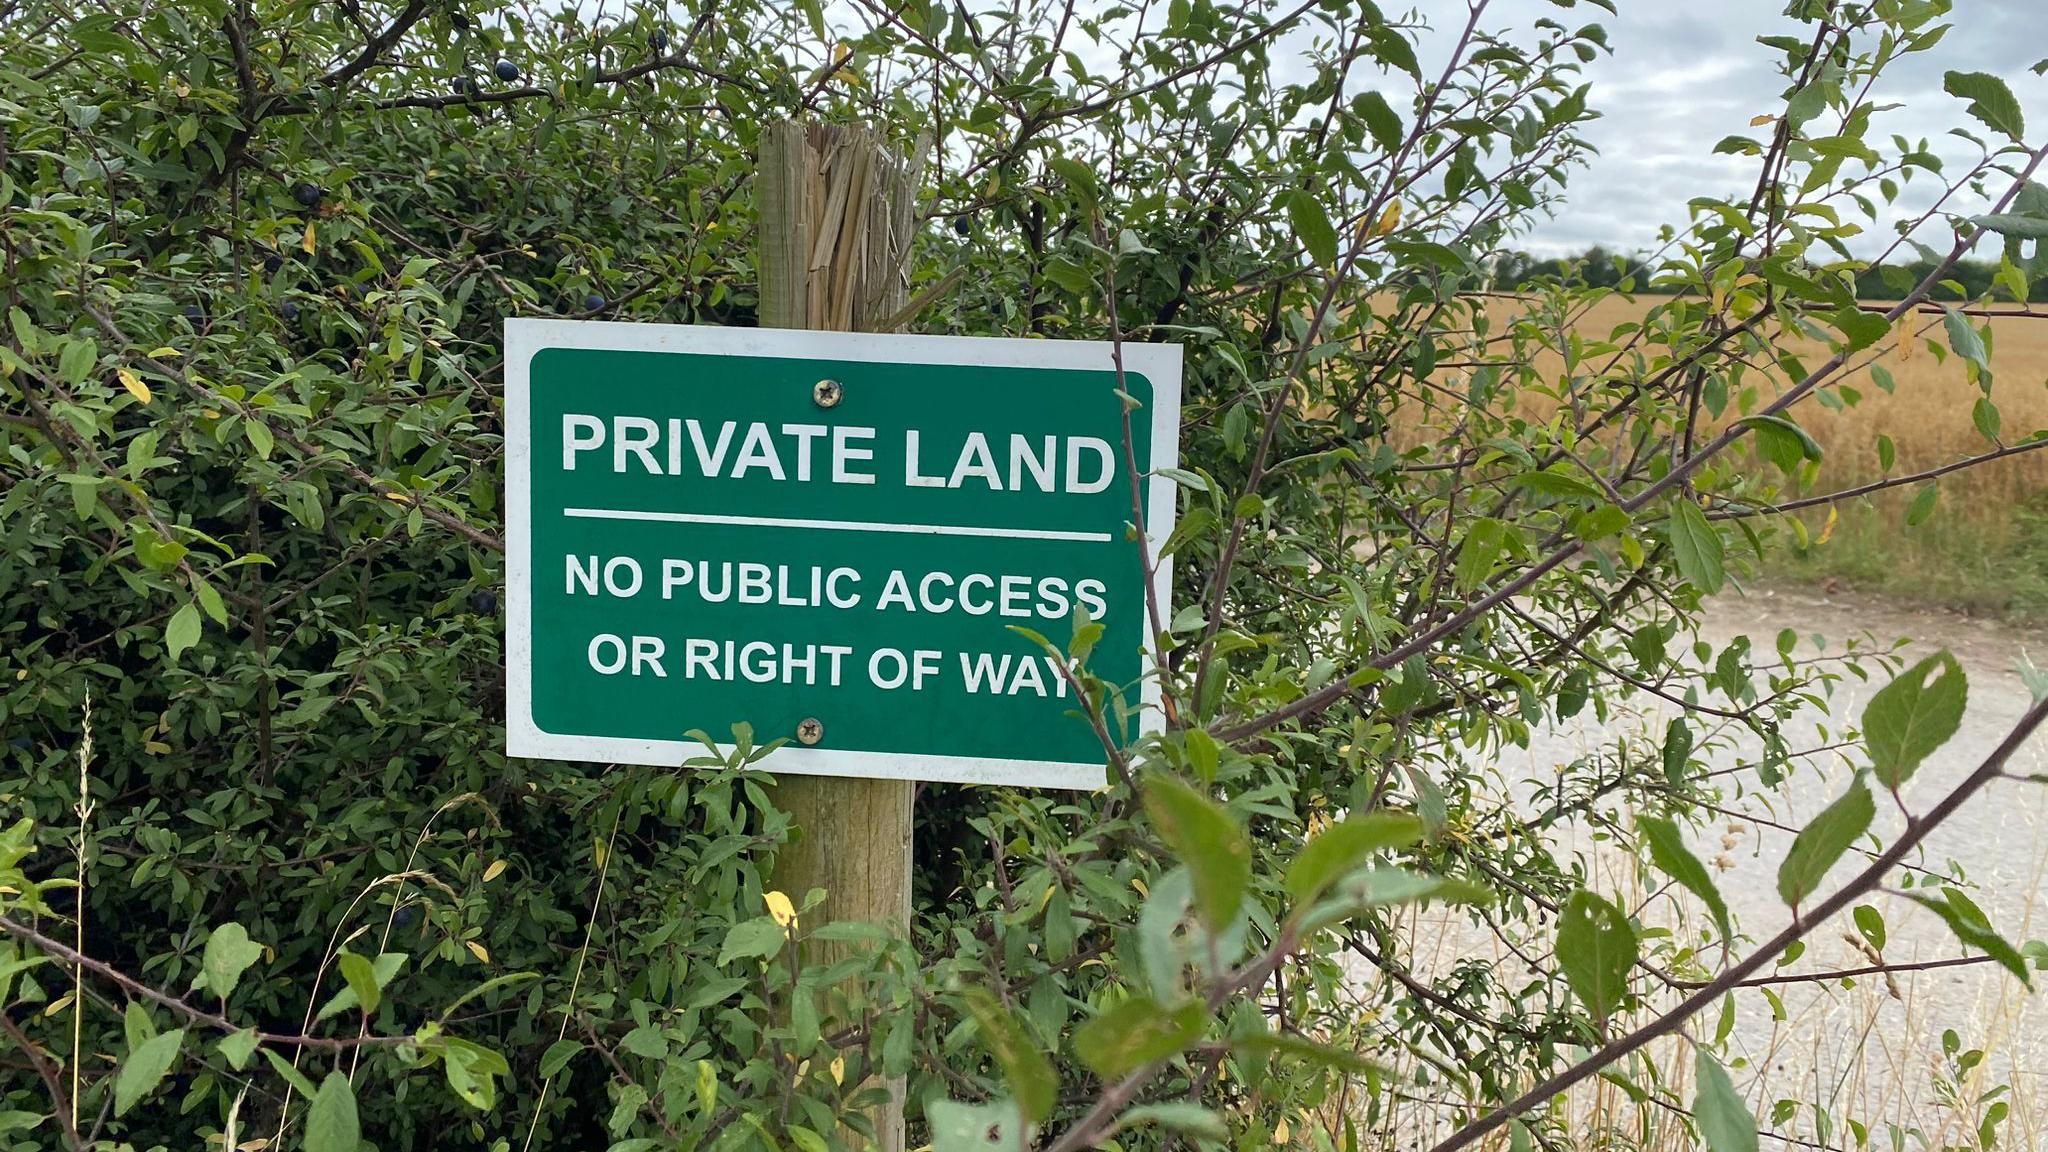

{"left": 504, "top": 319, "right": 1183, "bottom": 789}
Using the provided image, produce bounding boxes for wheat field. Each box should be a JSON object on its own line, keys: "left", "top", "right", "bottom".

{"left": 1383, "top": 293, "right": 2048, "bottom": 614}
{"left": 1390, "top": 294, "right": 2048, "bottom": 489}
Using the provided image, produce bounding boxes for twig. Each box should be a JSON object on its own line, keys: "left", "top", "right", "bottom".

{"left": 0, "top": 918, "right": 412, "bottom": 1051}
{"left": 0, "top": 1011, "right": 84, "bottom": 1152}
{"left": 1429, "top": 692, "right": 2048, "bottom": 1152}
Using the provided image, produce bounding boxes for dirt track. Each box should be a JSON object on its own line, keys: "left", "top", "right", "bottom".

{"left": 1408, "top": 587, "right": 2048, "bottom": 1145}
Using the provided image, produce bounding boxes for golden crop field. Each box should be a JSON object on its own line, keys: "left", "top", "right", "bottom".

{"left": 1384, "top": 293, "right": 2048, "bottom": 614}
{"left": 1390, "top": 293, "right": 2048, "bottom": 499}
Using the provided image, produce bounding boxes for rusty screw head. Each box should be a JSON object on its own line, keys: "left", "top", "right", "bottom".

{"left": 796, "top": 717, "right": 824, "bottom": 745}
{"left": 811, "top": 379, "right": 842, "bottom": 408}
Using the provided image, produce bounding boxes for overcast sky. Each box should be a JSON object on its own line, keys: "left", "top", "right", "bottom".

{"left": 1469, "top": 0, "right": 2048, "bottom": 256}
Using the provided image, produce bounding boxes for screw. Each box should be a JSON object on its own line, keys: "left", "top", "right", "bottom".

{"left": 811, "top": 379, "right": 842, "bottom": 408}
{"left": 796, "top": 717, "right": 824, "bottom": 745}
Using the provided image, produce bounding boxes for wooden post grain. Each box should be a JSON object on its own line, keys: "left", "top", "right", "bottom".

{"left": 756, "top": 120, "right": 920, "bottom": 1152}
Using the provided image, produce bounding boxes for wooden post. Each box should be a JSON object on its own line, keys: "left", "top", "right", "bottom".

{"left": 756, "top": 120, "right": 919, "bottom": 1152}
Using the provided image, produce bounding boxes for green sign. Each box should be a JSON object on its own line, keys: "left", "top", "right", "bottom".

{"left": 505, "top": 321, "right": 1181, "bottom": 787}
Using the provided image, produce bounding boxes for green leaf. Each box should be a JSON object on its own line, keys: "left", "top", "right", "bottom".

{"left": 1776, "top": 779, "right": 1874, "bottom": 907}
{"left": 439, "top": 1037, "right": 510, "bottom": 1109}
{"left": 1556, "top": 890, "right": 1635, "bottom": 1021}
{"left": 123, "top": 1000, "right": 156, "bottom": 1051}
{"left": 1232, "top": 1031, "right": 1392, "bottom": 1077}
{"left": 1283, "top": 188, "right": 1338, "bottom": 268}
{"left": 538, "top": 1038, "right": 582, "bottom": 1079}
{"left": 1640, "top": 817, "right": 1731, "bottom": 940}
{"left": 1118, "top": 1103, "right": 1227, "bottom": 1139}
{"left": 193, "top": 578, "right": 228, "bottom": 626}
{"left": 317, "top": 953, "right": 410, "bottom": 1022}
{"left": 1666, "top": 499, "right": 1726, "bottom": 595}
{"left": 1863, "top": 651, "right": 1967, "bottom": 789}
{"left": 1285, "top": 813, "right": 1423, "bottom": 906}
{"left": 115, "top": 1028, "right": 185, "bottom": 1116}
{"left": 337, "top": 951, "right": 381, "bottom": 1017}
{"left": 305, "top": 1073, "right": 360, "bottom": 1152}
{"left": 929, "top": 1099, "right": 1025, "bottom": 1152}
{"left": 1943, "top": 308, "right": 1988, "bottom": 368}
{"left": 1906, "top": 889, "right": 2032, "bottom": 986}
{"left": 608, "top": 1083, "right": 648, "bottom": 1137}
{"left": 1738, "top": 414, "right": 1822, "bottom": 471}
{"left": 1829, "top": 307, "right": 1891, "bottom": 353}
{"left": 217, "top": 1028, "right": 259, "bottom": 1071}
{"left": 1556, "top": 667, "right": 1591, "bottom": 720}
{"left": 1906, "top": 483, "right": 1939, "bottom": 527}
{"left": 1974, "top": 213, "right": 2048, "bottom": 239}
{"left": 58, "top": 337, "right": 97, "bottom": 385}
{"left": 165, "top": 601, "right": 202, "bottom": 662}
{"left": 193, "top": 922, "right": 264, "bottom": 1001}
{"left": 1141, "top": 773, "right": 1250, "bottom": 933}
{"left": 1944, "top": 71, "right": 2025, "bottom": 140}
{"left": 1454, "top": 517, "right": 1507, "bottom": 592}
{"left": 1366, "top": 24, "right": 1421, "bottom": 79}
{"left": 1693, "top": 1049, "right": 1759, "bottom": 1152}
{"left": 1356, "top": 90, "right": 1403, "bottom": 153}
{"left": 717, "top": 916, "right": 788, "bottom": 966}
{"left": 1662, "top": 718, "right": 1694, "bottom": 785}
{"left": 261, "top": 1047, "right": 319, "bottom": 1099}
{"left": 1854, "top": 904, "right": 1886, "bottom": 952}
{"left": 1072, "top": 996, "right": 1204, "bottom": 1080}
{"left": 1973, "top": 396, "right": 2001, "bottom": 443}
{"left": 961, "top": 989, "right": 1056, "bottom": 1124}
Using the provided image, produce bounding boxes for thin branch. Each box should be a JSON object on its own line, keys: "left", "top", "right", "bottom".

{"left": 1709, "top": 438, "right": 2048, "bottom": 520}
{"left": 1429, "top": 692, "right": 2048, "bottom": 1152}
{"left": 0, "top": 917, "right": 412, "bottom": 1052}
{"left": 0, "top": 1011, "right": 84, "bottom": 1152}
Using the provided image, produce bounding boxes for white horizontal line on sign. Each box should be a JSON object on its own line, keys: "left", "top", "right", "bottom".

{"left": 561, "top": 506, "right": 1114, "bottom": 543}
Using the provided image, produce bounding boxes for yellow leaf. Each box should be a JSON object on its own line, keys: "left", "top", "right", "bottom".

{"left": 1274, "top": 1117, "right": 1292, "bottom": 1145}
{"left": 145, "top": 741, "right": 172, "bottom": 755}
{"left": 1749, "top": 113, "right": 1774, "bottom": 126}
{"left": 1130, "top": 876, "right": 1149, "bottom": 898}
{"left": 301, "top": 221, "right": 317, "bottom": 255}
{"left": 1370, "top": 200, "right": 1402, "bottom": 238}
{"left": 465, "top": 940, "right": 491, "bottom": 964}
{"left": 765, "top": 890, "right": 798, "bottom": 932}
{"left": 1896, "top": 315, "right": 1914, "bottom": 361}
{"left": 1818, "top": 504, "right": 1839, "bottom": 545}
{"left": 829, "top": 1055, "right": 845, "bottom": 1085}
{"left": 148, "top": 346, "right": 181, "bottom": 357}
{"left": 43, "top": 993, "right": 75, "bottom": 1018}
{"left": 118, "top": 367, "right": 152, "bottom": 404}
{"left": 482, "top": 860, "right": 508, "bottom": 882}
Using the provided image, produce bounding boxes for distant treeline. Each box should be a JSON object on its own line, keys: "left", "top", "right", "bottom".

{"left": 1490, "top": 246, "right": 2040, "bottom": 301}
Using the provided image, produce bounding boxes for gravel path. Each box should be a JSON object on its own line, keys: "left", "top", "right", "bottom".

{"left": 1402, "top": 587, "right": 2048, "bottom": 1146}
